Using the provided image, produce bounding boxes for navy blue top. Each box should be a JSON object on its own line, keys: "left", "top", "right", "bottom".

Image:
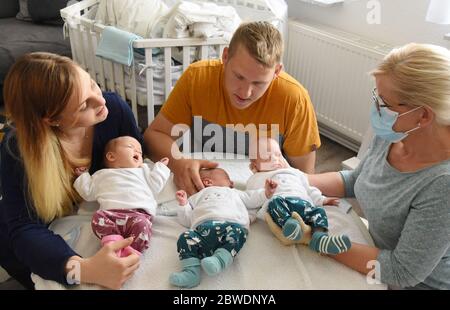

{"left": 0, "top": 92, "right": 143, "bottom": 285}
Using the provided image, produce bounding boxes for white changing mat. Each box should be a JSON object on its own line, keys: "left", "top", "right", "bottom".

{"left": 32, "top": 155, "right": 386, "bottom": 290}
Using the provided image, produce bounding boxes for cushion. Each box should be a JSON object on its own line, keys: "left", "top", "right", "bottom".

{"left": 0, "top": 0, "right": 19, "bottom": 18}
{"left": 15, "top": 0, "right": 32, "bottom": 21}
{"left": 0, "top": 18, "right": 72, "bottom": 90}
{"left": 27, "top": 0, "right": 69, "bottom": 24}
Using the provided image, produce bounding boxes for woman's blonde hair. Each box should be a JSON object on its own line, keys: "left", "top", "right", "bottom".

{"left": 372, "top": 43, "right": 450, "bottom": 125}
{"left": 228, "top": 21, "right": 283, "bottom": 68}
{"left": 3, "top": 52, "right": 83, "bottom": 222}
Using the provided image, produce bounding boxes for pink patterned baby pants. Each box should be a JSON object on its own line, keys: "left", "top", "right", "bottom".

{"left": 91, "top": 209, "right": 153, "bottom": 253}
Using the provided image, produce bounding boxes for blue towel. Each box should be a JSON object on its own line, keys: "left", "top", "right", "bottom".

{"left": 96, "top": 26, "right": 142, "bottom": 66}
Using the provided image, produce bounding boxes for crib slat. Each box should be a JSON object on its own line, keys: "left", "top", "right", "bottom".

{"left": 130, "top": 63, "right": 138, "bottom": 124}
{"left": 75, "top": 24, "right": 87, "bottom": 70}
{"left": 219, "top": 45, "right": 227, "bottom": 58}
{"left": 94, "top": 31, "right": 107, "bottom": 90}
{"left": 116, "top": 63, "right": 126, "bottom": 100}
{"left": 84, "top": 27, "right": 97, "bottom": 79}
{"left": 146, "top": 49, "right": 155, "bottom": 123}
{"left": 106, "top": 60, "right": 115, "bottom": 92}
{"left": 164, "top": 47, "right": 172, "bottom": 100}
{"left": 200, "top": 45, "right": 209, "bottom": 60}
{"left": 183, "top": 47, "right": 191, "bottom": 71}
{"left": 66, "top": 26, "right": 79, "bottom": 68}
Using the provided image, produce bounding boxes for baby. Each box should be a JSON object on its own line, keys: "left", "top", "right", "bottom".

{"left": 170, "top": 167, "right": 276, "bottom": 288}
{"left": 74, "top": 136, "right": 170, "bottom": 256}
{"left": 247, "top": 137, "right": 351, "bottom": 255}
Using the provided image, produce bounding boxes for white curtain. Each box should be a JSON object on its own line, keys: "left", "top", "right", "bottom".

{"left": 426, "top": 0, "right": 450, "bottom": 24}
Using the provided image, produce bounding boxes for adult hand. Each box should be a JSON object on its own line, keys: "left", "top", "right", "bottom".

{"left": 68, "top": 237, "right": 140, "bottom": 289}
{"left": 172, "top": 158, "right": 218, "bottom": 195}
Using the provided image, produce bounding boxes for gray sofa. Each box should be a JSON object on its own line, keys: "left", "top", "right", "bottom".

{"left": 0, "top": 0, "right": 72, "bottom": 106}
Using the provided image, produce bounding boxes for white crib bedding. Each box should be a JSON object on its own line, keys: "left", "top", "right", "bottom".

{"left": 32, "top": 156, "right": 387, "bottom": 290}
{"left": 104, "top": 48, "right": 220, "bottom": 107}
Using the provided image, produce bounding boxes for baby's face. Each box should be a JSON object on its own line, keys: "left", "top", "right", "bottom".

{"left": 201, "top": 168, "right": 234, "bottom": 188}
{"left": 107, "top": 137, "right": 143, "bottom": 168}
{"left": 251, "top": 139, "right": 286, "bottom": 172}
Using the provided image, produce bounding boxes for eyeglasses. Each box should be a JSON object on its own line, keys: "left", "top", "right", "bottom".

{"left": 372, "top": 87, "right": 392, "bottom": 116}
{"left": 371, "top": 87, "right": 408, "bottom": 116}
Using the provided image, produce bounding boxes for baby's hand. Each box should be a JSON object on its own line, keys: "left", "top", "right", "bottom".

{"left": 159, "top": 157, "right": 169, "bottom": 166}
{"left": 74, "top": 166, "right": 88, "bottom": 177}
{"left": 323, "top": 197, "right": 340, "bottom": 206}
{"left": 265, "top": 179, "right": 278, "bottom": 199}
{"left": 176, "top": 190, "right": 188, "bottom": 206}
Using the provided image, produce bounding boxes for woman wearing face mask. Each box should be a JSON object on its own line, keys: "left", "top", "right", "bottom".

{"left": 308, "top": 43, "right": 450, "bottom": 289}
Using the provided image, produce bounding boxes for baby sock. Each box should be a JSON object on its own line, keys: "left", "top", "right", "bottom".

{"left": 101, "top": 235, "right": 142, "bottom": 257}
{"left": 101, "top": 234, "right": 124, "bottom": 257}
{"left": 201, "top": 248, "right": 233, "bottom": 276}
{"left": 121, "top": 246, "right": 142, "bottom": 257}
{"left": 282, "top": 217, "right": 303, "bottom": 241}
{"left": 309, "top": 231, "right": 351, "bottom": 255}
{"left": 169, "top": 257, "right": 201, "bottom": 288}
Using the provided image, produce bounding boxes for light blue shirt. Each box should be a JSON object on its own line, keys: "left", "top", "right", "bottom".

{"left": 340, "top": 137, "right": 450, "bottom": 289}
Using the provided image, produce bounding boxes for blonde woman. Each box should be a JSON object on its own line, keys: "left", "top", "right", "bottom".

{"left": 0, "top": 52, "right": 142, "bottom": 289}
{"left": 309, "top": 43, "right": 450, "bottom": 289}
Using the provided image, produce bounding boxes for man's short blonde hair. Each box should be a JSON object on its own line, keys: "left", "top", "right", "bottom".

{"left": 228, "top": 21, "right": 283, "bottom": 68}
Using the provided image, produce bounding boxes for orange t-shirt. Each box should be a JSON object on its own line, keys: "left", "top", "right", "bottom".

{"left": 160, "top": 60, "right": 321, "bottom": 157}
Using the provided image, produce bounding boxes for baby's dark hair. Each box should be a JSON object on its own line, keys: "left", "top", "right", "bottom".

{"left": 104, "top": 137, "right": 119, "bottom": 155}
{"left": 199, "top": 168, "right": 230, "bottom": 180}
{"left": 103, "top": 136, "right": 133, "bottom": 165}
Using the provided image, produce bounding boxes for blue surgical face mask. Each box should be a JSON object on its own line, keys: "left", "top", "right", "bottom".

{"left": 370, "top": 104, "right": 422, "bottom": 143}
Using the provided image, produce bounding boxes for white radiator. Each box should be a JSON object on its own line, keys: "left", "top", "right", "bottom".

{"left": 285, "top": 20, "right": 392, "bottom": 151}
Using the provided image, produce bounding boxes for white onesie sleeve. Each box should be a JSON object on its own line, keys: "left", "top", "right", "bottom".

{"left": 143, "top": 162, "right": 171, "bottom": 195}
{"left": 73, "top": 172, "right": 96, "bottom": 202}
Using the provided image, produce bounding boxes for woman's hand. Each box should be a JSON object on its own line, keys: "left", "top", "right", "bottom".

{"left": 172, "top": 158, "right": 218, "bottom": 195}
{"left": 67, "top": 237, "right": 140, "bottom": 289}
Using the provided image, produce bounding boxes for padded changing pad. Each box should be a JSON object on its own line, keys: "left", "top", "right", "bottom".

{"left": 32, "top": 155, "right": 386, "bottom": 290}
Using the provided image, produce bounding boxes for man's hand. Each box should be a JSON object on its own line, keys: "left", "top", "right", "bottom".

{"left": 323, "top": 197, "right": 340, "bottom": 206}
{"left": 264, "top": 179, "right": 278, "bottom": 199}
{"left": 159, "top": 157, "right": 169, "bottom": 166}
{"left": 172, "top": 158, "right": 218, "bottom": 195}
{"left": 176, "top": 190, "right": 188, "bottom": 206}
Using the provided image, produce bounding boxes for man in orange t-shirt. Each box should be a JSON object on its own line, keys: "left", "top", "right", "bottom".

{"left": 145, "top": 21, "right": 321, "bottom": 195}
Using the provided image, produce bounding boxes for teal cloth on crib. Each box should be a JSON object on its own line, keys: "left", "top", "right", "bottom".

{"left": 96, "top": 26, "right": 142, "bottom": 66}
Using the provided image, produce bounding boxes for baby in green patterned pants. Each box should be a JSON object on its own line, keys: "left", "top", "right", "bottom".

{"left": 170, "top": 167, "right": 276, "bottom": 288}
